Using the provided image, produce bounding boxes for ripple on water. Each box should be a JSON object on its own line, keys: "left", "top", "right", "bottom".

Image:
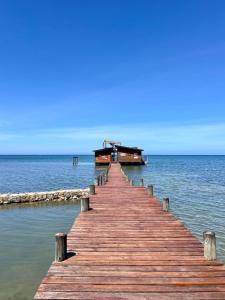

{"left": 0, "top": 202, "right": 80, "bottom": 300}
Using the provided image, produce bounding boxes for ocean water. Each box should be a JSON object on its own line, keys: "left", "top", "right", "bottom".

{"left": 0, "top": 155, "right": 95, "bottom": 193}
{"left": 0, "top": 155, "right": 225, "bottom": 299}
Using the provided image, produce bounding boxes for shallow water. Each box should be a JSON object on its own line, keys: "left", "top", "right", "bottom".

{"left": 1, "top": 155, "right": 225, "bottom": 299}
{"left": 0, "top": 202, "right": 80, "bottom": 300}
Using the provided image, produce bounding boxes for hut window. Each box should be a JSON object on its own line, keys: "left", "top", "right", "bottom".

{"left": 134, "top": 153, "right": 139, "bottom": 159}
{"left": 120, "top": 153, "right": 126, "bottom": 157}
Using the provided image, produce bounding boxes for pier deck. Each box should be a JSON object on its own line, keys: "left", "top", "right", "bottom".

{"left": 35, "top": 162, "right": 225, "bottom": 299}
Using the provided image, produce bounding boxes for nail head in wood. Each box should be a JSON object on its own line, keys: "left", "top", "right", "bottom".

{"left": 55, "top": 233, "right": 67, "bottom": 262}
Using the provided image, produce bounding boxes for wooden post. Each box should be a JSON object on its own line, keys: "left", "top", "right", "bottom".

{"left": 73, "top": 156, "right": 78, "bottom": 165}
{"left": 55, "top": 233, "right": 67, "bottom": 262}
{"left": 99, "top": 174, "right": 102, "bottom": 186}
{"left": 104, "top": 173, "right": 107, "bottom": 183}
{"left": 140, "top": 178, "right": 144, "bottom": 187}
{"left": 98, "top": 175, "right": 103, "bottom": 186}
{"left": 89, "top": 184, "right": 95, "bottom": 195}
{"left": 147, "top": 184, "right": 153, "bottom": 196}
{"left": 204, "top": 231, "right": 216, "bottom": 260}
{"left": 100, "top": 174, "right": 104, "bottom": 185}
{"left": 129, "top": 179, "right": 133, "bottom": 186}
{"left": 163, "top": 197, "right": 169, "bottom": 212}
{"left": 81, "top": 197, "right": 90, "bottom": 212}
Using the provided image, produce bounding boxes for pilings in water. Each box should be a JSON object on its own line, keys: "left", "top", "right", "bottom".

{"left": 73, "top": 156, "right": 79, "bottom": 165}
{"left": 96, "top": 167, "right": 109, "bottom": 186}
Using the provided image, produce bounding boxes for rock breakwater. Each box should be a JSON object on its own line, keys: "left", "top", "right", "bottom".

{"left": 0, "top": 188, "right": 89, "bottom": 205}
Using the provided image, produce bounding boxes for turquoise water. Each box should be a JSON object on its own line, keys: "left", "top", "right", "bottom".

{"left": 0, "top": 155, "right": 225, "bottom": 299}
{"left": 0, "top": 202, "right": 80, "bottom": 300}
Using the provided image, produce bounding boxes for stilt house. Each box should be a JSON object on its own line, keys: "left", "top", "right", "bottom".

{"left": 94, "top": 140, "right": 145, "bottom": 165}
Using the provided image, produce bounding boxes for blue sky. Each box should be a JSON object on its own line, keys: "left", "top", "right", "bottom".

{"left": 0, "top": 0, "right": 225, "bottom": 154}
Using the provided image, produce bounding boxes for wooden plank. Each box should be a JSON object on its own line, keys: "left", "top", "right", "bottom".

{"left": 34, "top": 162, "right": 225, "bottom": 299}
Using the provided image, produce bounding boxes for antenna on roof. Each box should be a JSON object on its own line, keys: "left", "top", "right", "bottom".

{"left": 102, "top": 139, "right": 121, "bottom": 148}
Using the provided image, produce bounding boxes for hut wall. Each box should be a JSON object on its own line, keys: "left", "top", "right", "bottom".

{"left": 118, "top": 151, "right": 142, "bottom": 163}
{"left": 95, "top": 153, "right": 111, "bottom": 164}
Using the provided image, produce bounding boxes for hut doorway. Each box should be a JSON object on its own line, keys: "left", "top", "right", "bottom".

{"left": 112, "top": 151, "right": 118, "bottom": 162}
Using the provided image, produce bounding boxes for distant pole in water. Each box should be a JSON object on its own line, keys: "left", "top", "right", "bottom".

{"left": 147, "top": 184, "right": 153, "bottom": 196}
{"left": 204, "top": 231, "right": 217, "bottom": 260}
{"left": 55, "top": 233, "right": 67, "bottom": 262}
{"left": 81, "top": 197, "right": 90, "bottom": 212}
{"left": 163, "top": 197, "right": 170, "bottom": 212}
{"left": 73, "top": 156, "right": 78, "bottom": 165}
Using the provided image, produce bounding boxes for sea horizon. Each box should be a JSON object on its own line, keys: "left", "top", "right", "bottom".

{"left": 1, "top": 153, "right": 225, "bottom": 156}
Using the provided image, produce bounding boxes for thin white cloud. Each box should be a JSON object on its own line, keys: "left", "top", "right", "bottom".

{"left": 1, "top": 122, "right": 225, "bottom": 154}
{"left": 34, "top": 122, "right": 225, "bottom": 152}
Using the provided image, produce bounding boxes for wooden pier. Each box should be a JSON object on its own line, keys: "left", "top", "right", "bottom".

{"left": 35, "top": 162, "right": 225, "bottom": 299}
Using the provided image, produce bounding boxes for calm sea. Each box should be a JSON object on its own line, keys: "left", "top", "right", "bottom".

{"left": 0, "top": 155, "right": 225, "bottom": 299}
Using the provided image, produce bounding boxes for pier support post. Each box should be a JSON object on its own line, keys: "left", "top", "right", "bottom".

{"left": 97, "top": 175, "right": 101, "bottom": 186}
{"left": 204, "top": 231, "right": 217, "bottom": 260}
{"left": 163, "top": 198, "right": 169, "bottom": 212}
{"left": 81, "top": 197, "right": 90, "bottom": 212}
{"left": 73, "top": 156, "right": 78, "bottom": 166}
{"left": 140, "top": 178, "right": 144, "bottom": 187}
{"left": 89, "top": 184, "right": 95, "bottom": 195}
{"left": 55, "top": 233, "right": 67, "bottom": 262}
{"left": 100, "top": 174, "right": 104, "bottom": 185}
{"left": 104, "top": 173, "right": 107, "bottom": 183}
{"left": 147, "top": 185, "right": 153, "bottom": 196}
{"left": 129, "top": 179, "right": 133, "bottom": 186}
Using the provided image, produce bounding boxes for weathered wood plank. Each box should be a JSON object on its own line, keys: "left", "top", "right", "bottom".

{"left": 34, "top": 162, "right": 225, "bottom": 299}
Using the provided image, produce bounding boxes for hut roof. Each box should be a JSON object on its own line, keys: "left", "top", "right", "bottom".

{"left": 116, "top": 145, "right": 143, "bottom": 152}
{"left": 93, "top": 145, "right": 143, "bottom": 153}
{"left": 93, "top": 147, "right": 113, "bottom": 153}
